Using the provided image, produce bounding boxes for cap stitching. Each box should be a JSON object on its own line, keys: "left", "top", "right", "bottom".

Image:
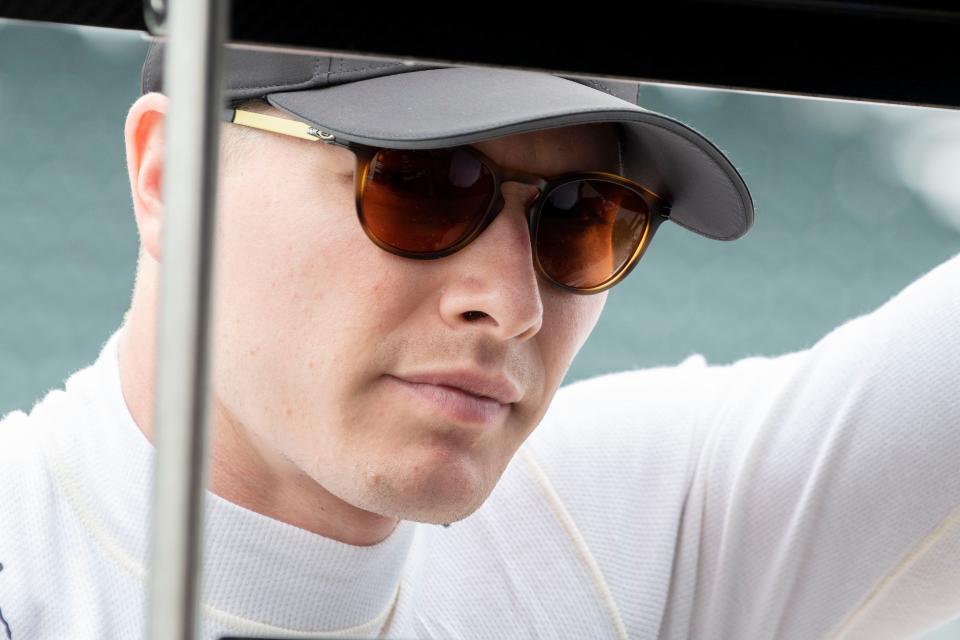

{"left": 313, "top": 55, "right": 330, "bottom": 86}
{"left": 143, "top": 48, "right": 156, "bottom": 93}
{"left": 231, "top": 77, "right": 319, "bottom": 91}
{"left": 572, "top": 77, "right": 615, "bottom": 98}
{"left": 229, "top": 55, "right": 330, "bottom": 91}
{"left": 229, "top": 58, "right": 410, "bottom": 93}
{"left": 144, "top": 61, "right": 153, "bottom": 93}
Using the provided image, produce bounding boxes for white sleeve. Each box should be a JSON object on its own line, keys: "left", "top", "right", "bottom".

{"left": 670, "top": 251, "right": 960, "bottom": 640}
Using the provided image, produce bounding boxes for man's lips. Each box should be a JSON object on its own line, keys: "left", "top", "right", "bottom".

{"left": 388, "top": 370, "right": 522, "bottom": 405}
{"left": 384, "top": 370, "right": 521, "bottom": 425}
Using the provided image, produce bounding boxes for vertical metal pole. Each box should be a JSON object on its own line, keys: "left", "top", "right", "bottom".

{"left": 147, "top": 0, "right": 228, "bottom": 637}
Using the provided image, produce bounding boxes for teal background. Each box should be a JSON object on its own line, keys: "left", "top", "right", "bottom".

{"left": 2, "top": 19, "right": 960, "bottom": 638}
{"left": 1, "top": 21, "right": 142, "bottom": 414}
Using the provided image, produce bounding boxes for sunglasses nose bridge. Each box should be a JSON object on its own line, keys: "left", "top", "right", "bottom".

{"left": 497, "top": 171, "right": 548, "bottom": 217}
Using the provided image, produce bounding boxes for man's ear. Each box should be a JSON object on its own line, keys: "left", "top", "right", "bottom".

{"left": 124, "top": 92, "right": 168, "bottom": 263}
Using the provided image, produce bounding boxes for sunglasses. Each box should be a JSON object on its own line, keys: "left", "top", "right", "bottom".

{"left": 224, "top": 108, "right": 673, "bottom": 294}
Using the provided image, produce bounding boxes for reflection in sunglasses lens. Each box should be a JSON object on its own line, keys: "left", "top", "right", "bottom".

{"left": 364, "top": 149, "right": 496, "bottom": 252}
{"left": 536, "top": 180, "right": 649, "bottom": 289}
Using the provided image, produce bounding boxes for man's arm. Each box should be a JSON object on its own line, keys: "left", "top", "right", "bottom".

{"left": 673, "top": 250, "right": 960, "bottom": 639}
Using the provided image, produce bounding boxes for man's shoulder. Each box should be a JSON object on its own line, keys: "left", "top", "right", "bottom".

{"left": 524, "top": 354, "right": 711, "bottom": 508}
{"left": 0, "top": 403, "right": 64, "bottom": 557}
{"left": 535, "top": 354, "right": 710, "bottom": 436}
{"left": 0, "top": 370, "right": 100, "bottom": 527}
{"left": 0, "top": 405, "right": 45, "bottom": 470}
{"left": 0, "top": 390, "right": 70, "bottom": 492}
{"left": 499, "top": 355, "right": 721, "bottom": 599}
{"left": 0, "top": 383, "right": 108, "bottom": 635}
{"left": 1, "top": 352, "right": 104, "bottom": 447}
{"left": 0, "top": 383, "right": 80, "bottom": 462}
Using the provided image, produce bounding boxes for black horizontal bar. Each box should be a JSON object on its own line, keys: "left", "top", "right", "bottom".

{"left": 2, "top": 0, "right": 957, "bottom": 109}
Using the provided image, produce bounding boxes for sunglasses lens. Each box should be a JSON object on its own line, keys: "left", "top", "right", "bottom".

{"left": 535, "top": 179, "right": 651, "bottom": 290}
{"left": 361, "top": 148, "right": 495, "bottom": 253}
{"left": 359, "top": 148, "right": 654, "bottom": 292}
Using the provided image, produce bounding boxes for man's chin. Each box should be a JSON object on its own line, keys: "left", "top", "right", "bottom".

{"left": 390, "top": 496, "right": 487, "bottom": 526}
{"left": 359, "top": 460, "right": 497, "bottom": 526}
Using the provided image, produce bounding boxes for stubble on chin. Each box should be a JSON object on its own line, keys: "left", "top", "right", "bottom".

{"left": 336, "top": 437, "right": 503, "bottom": 525}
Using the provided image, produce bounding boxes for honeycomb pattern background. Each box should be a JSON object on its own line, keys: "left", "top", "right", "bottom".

{"left": 1, "top": 18, "right": 959, "bottom": 639}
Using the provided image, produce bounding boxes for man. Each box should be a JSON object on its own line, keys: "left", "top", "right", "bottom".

{"left": 0, "top": 42, "right": 958, "bottom": 640}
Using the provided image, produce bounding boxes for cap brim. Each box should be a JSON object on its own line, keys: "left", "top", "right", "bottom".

{"left": 267, "top": 66, "right": 754, "bottom": 242}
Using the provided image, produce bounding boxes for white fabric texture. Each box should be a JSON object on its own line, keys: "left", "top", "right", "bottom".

{"left": 0, "top": 250, "right": 958, "bottom": 640}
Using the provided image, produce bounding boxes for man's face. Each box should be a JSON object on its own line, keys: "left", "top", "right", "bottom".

{"left": 211, "top": 105, "right": 621, "bottom": 525}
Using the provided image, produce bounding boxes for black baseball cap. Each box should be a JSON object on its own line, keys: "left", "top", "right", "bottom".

{"left": 142, "top": 41, "right": 754, "bottom": 242}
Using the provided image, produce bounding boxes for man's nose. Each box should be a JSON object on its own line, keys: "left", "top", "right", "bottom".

{"left": 436, "top": 181, "right": 545, "bottom": 342}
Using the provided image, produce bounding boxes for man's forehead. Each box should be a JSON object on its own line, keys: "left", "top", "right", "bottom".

{"left": 469, "top": 122, "right": 622, "bottom": 173}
